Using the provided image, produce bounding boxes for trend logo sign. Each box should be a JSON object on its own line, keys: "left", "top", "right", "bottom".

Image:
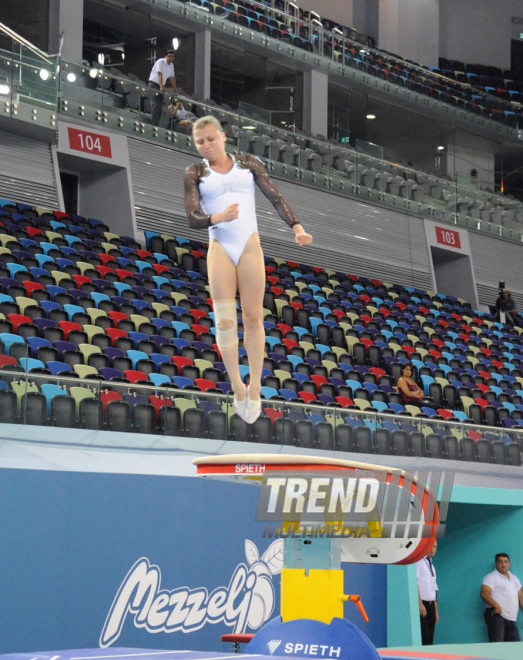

{"left": 100, "top": 539, "right": 283, "bottom": 647}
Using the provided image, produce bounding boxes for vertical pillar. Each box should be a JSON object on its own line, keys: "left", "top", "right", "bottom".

{"left": 48, "top": 0, "right": 85, "bottom": 63}
{"left": 378, "top": 0, "right": 439, "bottom": 68}
{"left": 303, "top": 69, "right": 328, "bottom": 138}
{"left": 387, "top": 564, "right": 422, "bottom": 647}
{"left": 194, "top": 30, "right": 211, "bottom": 101}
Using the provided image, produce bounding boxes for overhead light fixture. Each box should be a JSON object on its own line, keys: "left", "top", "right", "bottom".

{"left": 66, "top": 72, "right": 76, "bottom": 83}
{"left": 241, "top": 124, "right": 256, "bottom": 130}
{"left": 89, "top": 68, "right": 99, "bottom": 78}
{"left": 39, "top": 69, "right": 50, "bottom": 81}
{"left": 98, "top": 53, "right": 105, "bottom": 65}
{"left": 172, "top": 37, "right": 180, "bottom": 50}
{"left": 366, "top": 114, "right": 376, "bottom": 119}
{"left": 437, "top": 145, "right": 445, "bottom": 150}
{"left": 0, "top": 84, "right": 10, "bottom": 95}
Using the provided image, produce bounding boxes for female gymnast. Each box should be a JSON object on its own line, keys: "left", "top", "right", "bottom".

{"left": 184, "top": 115, "right": 313, "bottom": 423}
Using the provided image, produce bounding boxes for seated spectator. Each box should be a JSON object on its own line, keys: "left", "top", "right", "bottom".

{"left": 397, "top": 362, "right": 438, "bottom": 410}
{"left": 168, "top": 100, "right": 193, "bottom": 134}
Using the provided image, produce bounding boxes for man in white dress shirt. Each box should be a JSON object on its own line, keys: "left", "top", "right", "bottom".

{"left": 416, "top": 540, "right": 438, "bottom": 645}
{"left": 148, "top": 50, "right": 177, "bottom": 126}
{"left": 481, "top": 553, "right": 523, "bottom": 642}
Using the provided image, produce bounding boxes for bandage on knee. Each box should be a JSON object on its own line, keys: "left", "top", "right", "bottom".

{"left": 213, "top": 299, "right": 238, "bottom": 349}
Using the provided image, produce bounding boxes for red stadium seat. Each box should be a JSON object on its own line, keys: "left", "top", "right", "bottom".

{"left": 99, "top": 254, "right": 118, "bottom": 266}
{"left": 149, "top": 395, "right": 173, "bottom": 422}
{"left": 298, "top": 391, "right": 318, "bottom": 403}
{"left": 100, "top": 390, "right": 122, "bottom": 414}
{"left": 191, "top": 324, "right": 208, "bottom": 339}
{"left": 0, "top": 355, "right": 17, "bottom": 368}
{"left": 195, "top": 378, "right": 216, "bottom": 391}
{"left": 136, "top": 249, "right": 152, "bottom": 259}
{"left": 59, "top": 321, "right": 82, "bottom": 339}
{"left": 263, "top": 408, "right": 282, "bottom": 426}
{"left": 106, "top": 328, "right": 127, "bottom": 345}
{"left": 115, "top": 269, "right": 133, "bottom": 281}
{"left": 153, "top": 264, "right": 169, "bottom": 275}
{"left": 172, "top": 356, "right": 193, "bottom": 369}
{"left": 96, "top": 265, "right": 114, "bottom": 278}
{"left": 26, "top": 227, "right": 43, "bottom": 239}
{"left": 72, "top": 275, "right": 92, "bottom": 287}
{"left": 23, "top": 281, "right": 44, "bottom": 296}
{"left": 9, "top": 314, "right": 33, "bottom": 332}
{"left": 190, "top": 309, "right": 208, "bottom": 322}
{"left": 125, "top": 370, "right": 148, "bottom": 384}
{"left": 108, "top": 311, "right": 129, "bottom": 324}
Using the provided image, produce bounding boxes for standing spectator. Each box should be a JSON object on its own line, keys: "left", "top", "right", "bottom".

{"left": 416, "top": 541, "right": 439, "bottom": 645}
{"left": 481, "top": 553, "right": 523, "bottom": 642}
{"left": 148, "top": 50, "right": 177, "bottom": 126}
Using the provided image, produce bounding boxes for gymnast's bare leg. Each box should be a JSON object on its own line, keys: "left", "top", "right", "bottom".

{"left": 207, "top": 238, "right": 246, "bottom": 405}
{"left": 237, "top": 232, "right": 266, "bottom": 404}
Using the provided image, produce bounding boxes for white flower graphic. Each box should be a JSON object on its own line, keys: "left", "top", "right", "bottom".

{"left": 244, "top": 538, "right": 283, "bottom": 630}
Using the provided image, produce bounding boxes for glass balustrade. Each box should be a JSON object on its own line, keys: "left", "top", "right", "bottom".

{"left": 1, "top": 368, "right": 521, "bottom": 464}
{"left": 151, "top": 0, "right": 522, "bottom": 131}
{"left": 0, "top": 42, "right": 522, "bottom": 242}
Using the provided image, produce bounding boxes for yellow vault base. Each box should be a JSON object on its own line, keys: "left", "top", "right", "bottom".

{"left": 281, "top": 568, "right": 344, "bottom": 624}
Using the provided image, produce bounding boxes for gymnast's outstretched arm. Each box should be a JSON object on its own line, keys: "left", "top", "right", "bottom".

{"left": 241, "top": 154, "right": 313, "bottom": 245}
{"left": 241, "top": 154, "right": 299, "bottom": 227}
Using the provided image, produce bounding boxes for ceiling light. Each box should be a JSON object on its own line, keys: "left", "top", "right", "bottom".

{"left": 89, "top": 68, "right": 99, "bottom": 78}
{"left": 241, "top": 124, "right": 256, "bottom": 130}
{"left": 39, "top": 69, "right": 50, "bottom": 81}
{"left": 172, "top": 38, "right": 180, "bottom": 50}
{"left": 437, "top": 145, "right": 445, "bottom": 150}
{"left": 0, "top": 84, "right": 10, "bottom": 95}
{"left": 66, "top": 72, "right": 76, "bottom": 83}
{"left": 366, "top": 114, "right": 376, "bottom": 119}
{"left": 98, "top": 53, "right": 105, "bottom": 65}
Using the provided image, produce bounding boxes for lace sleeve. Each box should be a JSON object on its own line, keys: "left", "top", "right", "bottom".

{"left": 242, "top": 154, "right": 300, "bottom": 228}
{"left": 184, "top": 164, "right": 212, "bottom": 229}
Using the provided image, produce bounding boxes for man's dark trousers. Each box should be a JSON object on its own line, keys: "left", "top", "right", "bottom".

{"left": 148, "top": 81, "right": 164, "bottom": 126}
{"left": 484, "top": 608, "right": 521, "bottom": 642}
{"left": 420, "top": 600, "right": 436, "bottom": 645}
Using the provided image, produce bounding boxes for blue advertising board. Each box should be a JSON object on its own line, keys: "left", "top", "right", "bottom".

{"left": 0, "top": 469, "right": 386, "bottom": 653}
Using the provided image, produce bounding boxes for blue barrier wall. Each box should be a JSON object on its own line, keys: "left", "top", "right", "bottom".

{"left": 0, "top": 468, "right": 387, "bottom": 653}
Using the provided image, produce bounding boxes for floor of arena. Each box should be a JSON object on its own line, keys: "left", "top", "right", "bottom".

{"left": 1, "top": 644, "right": 522, "bottom": 660}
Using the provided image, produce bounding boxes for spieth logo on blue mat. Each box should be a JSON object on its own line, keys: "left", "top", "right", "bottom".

{"left": 267, "top": 640, "right": 283, "bottom": 655}
{"left": 283, "top": 644, "right": 341, "bottom": 656}
{"left": 99, "top": 539, "right": 283, "bottom": 647}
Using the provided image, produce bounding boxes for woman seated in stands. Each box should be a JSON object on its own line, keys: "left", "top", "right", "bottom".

{"left": 184, "top": 115, "right": 313, "bottom": 424}
{"left": 397, "top": 362, "right": 438, "bottom": 410}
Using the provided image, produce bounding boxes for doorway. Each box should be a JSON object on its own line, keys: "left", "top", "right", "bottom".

{"left": 60, "top": 171, "right": 79, "bottom": 216}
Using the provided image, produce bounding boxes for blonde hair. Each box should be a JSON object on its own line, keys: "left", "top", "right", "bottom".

{"left": 192, "top": 115, "right": 223, "bottom": 135}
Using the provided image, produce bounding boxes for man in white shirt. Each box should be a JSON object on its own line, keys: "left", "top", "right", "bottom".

{"left": 481, "top": 553, "right": 523, "bottom": 642}
{"left": 416, "top": 540, "right": 439, "bottom": 645}
{"left": 148, "top": 50, "right": 177, "bottom": 126}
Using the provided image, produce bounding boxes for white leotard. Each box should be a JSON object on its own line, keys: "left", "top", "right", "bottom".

{"left": 184, "top": 153, "right": 298, "bottom": 265}
{"left": 198, "top": 156, "right": 257, "bottom": 266}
